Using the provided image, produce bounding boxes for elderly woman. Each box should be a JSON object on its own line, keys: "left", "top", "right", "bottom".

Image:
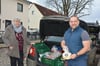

{"left": 3, "top": 18, "right": 30, "bottom": 66}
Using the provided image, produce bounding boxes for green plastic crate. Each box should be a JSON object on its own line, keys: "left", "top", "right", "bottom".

{"left": 55, "top": 57, "right": 64, "bottom": 66}
{"left": 41, "top": 56, "right": 64, "bottom": 66}
{"left": 41, "top": 56, "right": 55, "bottom": 66}
{"left": 33, "top": 42, "right": 50, "bottom": 54}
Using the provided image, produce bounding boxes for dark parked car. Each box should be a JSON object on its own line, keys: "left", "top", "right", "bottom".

{"left": 27, "top": 16, "right": 99, "bottom": 66}
{"left": 87, "top": 23, "right": 100, "bottom": 54}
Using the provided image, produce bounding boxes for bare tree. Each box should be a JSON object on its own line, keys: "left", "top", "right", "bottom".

{"left": 45, "top": 0, "right": 94, "bottom": 17}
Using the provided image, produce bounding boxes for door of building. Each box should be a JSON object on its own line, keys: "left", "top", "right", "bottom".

{"left": 5, "top": 20, "right": 11, "bottom": 28}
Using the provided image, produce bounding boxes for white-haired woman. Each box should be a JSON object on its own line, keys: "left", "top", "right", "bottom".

{"left": 3, "top": 18, "right": 30, "bottom": 66}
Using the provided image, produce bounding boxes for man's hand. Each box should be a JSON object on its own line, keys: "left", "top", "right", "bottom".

{"left": 61, "top": 40, "right": 66, "bottom": 50}
{"left": 70, "top": 54, "right": 77, "bottom": 59}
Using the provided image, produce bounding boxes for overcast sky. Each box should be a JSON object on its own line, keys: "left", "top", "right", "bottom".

{"left": 28, "top": 0, "right": 100, "bottom": 23}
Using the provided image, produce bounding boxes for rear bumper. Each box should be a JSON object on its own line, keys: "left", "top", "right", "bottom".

{"left": 28, "top": 54, "right": 36, "bottom": 60}
{"left": 27, "top": 54, "right": 47, "bottom": 66}
{"left": 27, "top": 58, "right": 36, "bottom": 66}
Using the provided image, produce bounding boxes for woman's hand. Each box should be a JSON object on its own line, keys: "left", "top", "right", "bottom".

{"left": 24, "top": 57, "right": 27, "bottom": 61}
{"left": 9, "top": 46, "right": 13, "bottom": 50}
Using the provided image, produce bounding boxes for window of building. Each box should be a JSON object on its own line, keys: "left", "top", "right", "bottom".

{"left": 32, "top": 11, "right": 34, "bottom": 15}
{"left": 5, "top": 20, "right": 11, "bottom": 28}
{"left": 21, "top": 22, "right": 23, "bottom": 25}
{"left": 17, "top": 3, "right": 23, "bottom": 12}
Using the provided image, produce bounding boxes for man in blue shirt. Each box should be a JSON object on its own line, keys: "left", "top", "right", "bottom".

{"left": 61, "top": 16, "right": 91, "bottom": 66}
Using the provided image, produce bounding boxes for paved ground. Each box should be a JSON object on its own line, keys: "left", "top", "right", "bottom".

{"left": 98, "top": 59, "right": 100, "bottom": 66}
{"left": 0, "top": 48, "right": 10, "bottom": 66}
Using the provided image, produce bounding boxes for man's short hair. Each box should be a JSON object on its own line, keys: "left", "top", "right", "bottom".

{"left": 69, "top": 15, "right": 79, "bottom": 21}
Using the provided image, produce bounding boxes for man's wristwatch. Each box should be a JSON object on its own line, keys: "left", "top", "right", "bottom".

{"left": 76, "top": 53, "right": 79, "bottom": 57}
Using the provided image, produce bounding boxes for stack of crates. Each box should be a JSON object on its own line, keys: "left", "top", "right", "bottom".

{"left": 33, "top": 42, "right": 64, "bottom": 66}
{"left": 33, "top": 42, "right": 50, "bottom": 54}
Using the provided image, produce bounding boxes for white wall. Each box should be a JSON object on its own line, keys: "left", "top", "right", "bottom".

{"left": 28, "top": 4, "right": 43, "bottom": 30}
{"left": 0, "top": 0, "right": 29, "bottom": 31}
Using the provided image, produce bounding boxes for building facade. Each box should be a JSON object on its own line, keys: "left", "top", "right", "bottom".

{"left": 28, "top": 3, "right": 60, "bottom": 30}
{"left": 0, "top": 0, "right": 30, "bottom": 31}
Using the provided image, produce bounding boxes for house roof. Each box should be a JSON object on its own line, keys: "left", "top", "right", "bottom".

{"left": 34, "top": 3, "right": 61, "bottom": 16}
{"left": 19, "top": 0, "right": 32, "bottom": 4}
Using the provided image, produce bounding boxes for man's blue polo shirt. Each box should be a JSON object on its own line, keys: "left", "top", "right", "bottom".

{"left": 64, "top": 26, "right": 90, "bottom": 60}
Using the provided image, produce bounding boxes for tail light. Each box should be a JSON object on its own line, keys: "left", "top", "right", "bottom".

{"left": 29, "top": 46, "right": 36, "bottom": 57}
